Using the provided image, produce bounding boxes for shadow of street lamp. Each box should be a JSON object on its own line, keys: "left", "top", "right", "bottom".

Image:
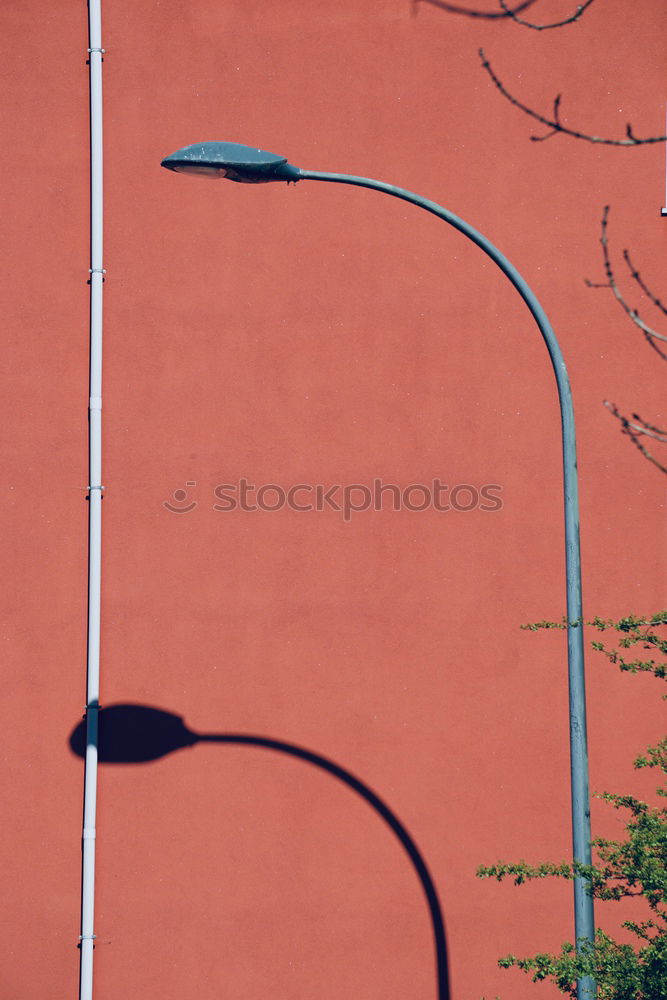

{"left": 70, "top": 702, "right": 450, "bottom": 1000}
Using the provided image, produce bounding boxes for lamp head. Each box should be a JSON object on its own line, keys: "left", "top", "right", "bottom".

{"left": 161, "top": 141, "right": 301, "bottom": 183}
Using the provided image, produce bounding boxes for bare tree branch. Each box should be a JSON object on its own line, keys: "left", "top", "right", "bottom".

{"left": 584, "top": 206, "right": 667, "bottom": 356}
{"left": 413, "top": 0, "right": 537, "bottom": 19}
{"left": 479, "top": 49, "right": 667, "bottom": 145}
{"left": 498, "top": 0, "right": 595, "bottom": 30}
{"left": 585, "top": 209, "right": 667, "bottom": 474}
{"left": 604, "top": 402, "right": 667, "bottom": 475}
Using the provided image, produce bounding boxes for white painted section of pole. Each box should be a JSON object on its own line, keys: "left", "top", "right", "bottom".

{"left": 80, "top": 2, "right": 104, "bottom": 998}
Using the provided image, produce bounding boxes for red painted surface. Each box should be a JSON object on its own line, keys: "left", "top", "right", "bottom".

{"left": 2, "top": 1, "right": 665, "bottom": 998}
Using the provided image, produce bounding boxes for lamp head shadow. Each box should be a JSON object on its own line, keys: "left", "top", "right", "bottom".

{"left": 68, "top": 701, "right": 450, "bottom": 998}
{"left": 69, "top": 704, "right": 199, "bottom": 763}
{"left": 161, "top": 141, "right": 301, "bottom": 184}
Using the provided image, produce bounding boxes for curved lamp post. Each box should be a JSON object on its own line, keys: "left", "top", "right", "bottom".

{"left": 161, "top": 141, "right": 596, "bottom": 999}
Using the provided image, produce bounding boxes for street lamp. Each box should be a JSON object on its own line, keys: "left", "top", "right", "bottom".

{"left": 161, "top": 140, "right": 596, "bottom": 1000}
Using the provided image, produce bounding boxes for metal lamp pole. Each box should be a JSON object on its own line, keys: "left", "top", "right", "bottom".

{"left": 161, "top": 142, "right": 596, "bottom": 1000}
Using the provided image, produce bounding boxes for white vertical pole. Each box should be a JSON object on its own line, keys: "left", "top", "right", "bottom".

{"left": 80, "top": 2, "right": 104, "bottom": 998}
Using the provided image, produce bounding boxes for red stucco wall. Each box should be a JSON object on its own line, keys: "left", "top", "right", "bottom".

{"left": 3, "top": 2, "right": 665, "bottom": 998}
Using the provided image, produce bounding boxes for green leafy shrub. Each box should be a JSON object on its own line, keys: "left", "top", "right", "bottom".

{"left": 478, "top": 614, "right": 667, "bottom": 999}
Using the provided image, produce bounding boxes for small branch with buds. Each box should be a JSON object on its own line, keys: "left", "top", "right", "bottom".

{"left": 413, "top": 0, "right": 537, "bottom": 19}
{"left": 585, "top": 208, "right": 666, "bottom": 473}
{"left": 603, "top": 403, "right": 667, "bottom": 475}
{"left": 479, "top": 50, "right": 667, "bottom": 145}
{"left": 585, "top": 206, "right": 667, "bottom": 357}
{"left": 498, "top": 0, "right": 595, "bottom": 31}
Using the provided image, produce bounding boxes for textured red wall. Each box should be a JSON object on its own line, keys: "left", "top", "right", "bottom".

{"left": 3, "top": 1, "right": 665, "bottom": 998}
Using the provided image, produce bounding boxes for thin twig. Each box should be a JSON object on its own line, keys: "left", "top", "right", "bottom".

{"left": 498, "top": 0, "right": 595, "bottom": 30}
{"left": 479, "top": 49, "right": 667, "bottom": 145}
{"left": 628, "top": 414, "right": 667, "bottom": 438}
{"left": 622, "top": 414, "right": 667, "bottom": 444}
{"left": 604, "top": 402, "right": 667, "bottom": 474}
{"left": 624, "top": 250, "right": 667, "bottom": 318}
{"left": 584, "top": 206, "right": 667, "bottom": 355}
{"left": 413, "top": 0, "right": 537, "bottom": 19}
